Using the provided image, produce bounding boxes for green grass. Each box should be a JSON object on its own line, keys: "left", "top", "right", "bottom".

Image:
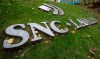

{"left": 0, "top": 0, "right": 100, "bottom": 59}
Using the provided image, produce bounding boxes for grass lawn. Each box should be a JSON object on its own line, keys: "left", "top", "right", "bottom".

{"left": 0, "top": 0, "right": 100, "bottom": 59}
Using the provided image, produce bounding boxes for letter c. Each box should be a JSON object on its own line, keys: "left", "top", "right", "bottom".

{"left": 50, "top": 21, "right": 68, "bottom": 34}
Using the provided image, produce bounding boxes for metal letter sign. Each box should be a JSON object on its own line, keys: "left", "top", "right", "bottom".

{"left": 39, "top": 4, "right": 64, "bottom": 15}
{"left": 1, "top": 2, "right": 98, "bottom": 49}
{"left": 69, "top": 18, "right": 98, "bottom": 30}
{"left": 3, "top": 18, "right": 98, "bottom": 49}
{"left": 28, "top": 22, "right": 54, "bottom": 42}
{"left": 50, "top": 21, "right": 68, "bottom": 33}
{"left": 3, "top": 24, "right": 29, "bottom": 48}
{"left": 39, "top": 5, "right": 51, "bottom": 12}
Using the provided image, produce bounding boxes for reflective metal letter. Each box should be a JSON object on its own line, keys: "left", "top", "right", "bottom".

{"left": 28, "top": 22, "right": 54, "bottom": 42}
{"left": 3, "top": 24, "right": 29, "bottom": 48}
{"left": 39, "top": 3, "right": 64, "bottom": 15}
{"left": 50, "top": 21, "right": 68, "bottom": 34}
{"left": 68, "top": 19, "right": 82, "bottom": 30}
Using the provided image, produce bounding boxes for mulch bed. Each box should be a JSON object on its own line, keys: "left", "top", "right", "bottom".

{"left": 85, "top": 1, "right": 100, "bottom": 13}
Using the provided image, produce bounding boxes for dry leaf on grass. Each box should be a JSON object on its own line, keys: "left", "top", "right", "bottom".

{"left": 44, "top": 40, "right": 51, "bottom": 43}
{"left": 71, "top": 30, "right": 76, "bottom": 34}
{"left": 7, "top": 38, "right": 14, "bottom": 44}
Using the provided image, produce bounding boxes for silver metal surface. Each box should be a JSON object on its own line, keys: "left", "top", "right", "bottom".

{"left": 3, "top": 24, "right": 29, "bottom": 48}
{"left": 28, "top": 24, "right": 42, "bottom": 42}
{"left": 50, "top": 21, "right": 68, "bottom": 33}
{"left": 88, "top": 18, "right": 98, "bottom": 25}
{"left": 39, "top": 5, "right": 51, "bottom": 12}
{"left": 68, "top": 19, "right": 81, "bottom": 29}
{"left": 50, "top": 4, "right": 65, "bottom": 15}
{"left": 39, "top": 3, "right": 64, "bottom": 15}
{"left": 77, "top": 18, "right": 98, "bottom": 26}
{"left": 77, "top": 19, "right": 89, "bottom": 26}
{"left": 66, "top": 23, "right": 71, "bottom": 27}
{"left": 43, "top": 4, "right": 59, "bottom": 15}
{"left": 28, "top": 22, "right": 54, "bottom": 37}
{"left": 69, "top": 18, "right": 98, "bottom": 29}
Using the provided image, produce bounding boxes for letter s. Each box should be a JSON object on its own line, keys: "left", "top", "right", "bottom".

{"left": 3, "top": 24, "right": 29, "bottom": 48}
